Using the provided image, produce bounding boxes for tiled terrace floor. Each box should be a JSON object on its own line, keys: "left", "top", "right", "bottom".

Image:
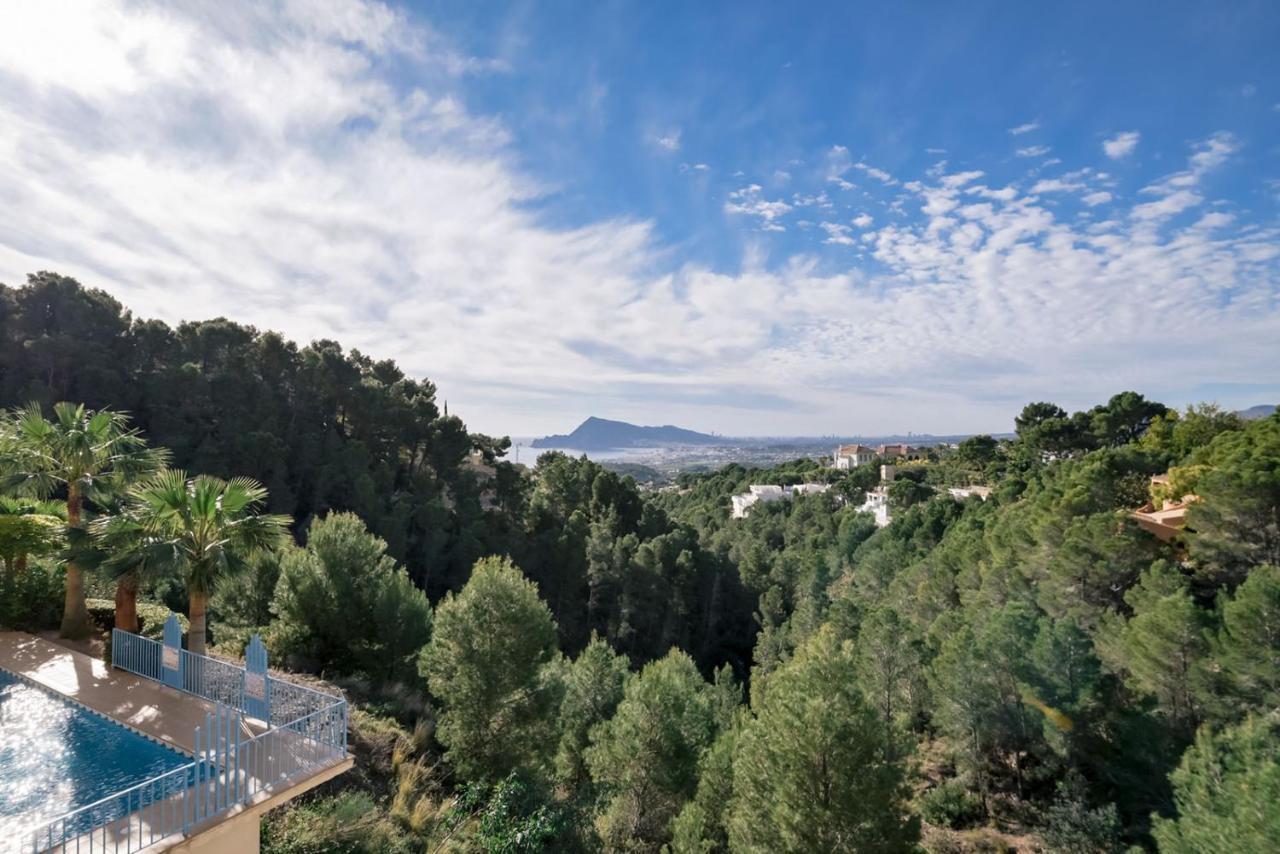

{"left": 0, "top": 632, "right": 262, "bottom": 754}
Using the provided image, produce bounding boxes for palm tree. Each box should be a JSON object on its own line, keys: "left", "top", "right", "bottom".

{"left": 2, "top": 403, "right": 167, "bottom": 637}
{"left": 111, "top": 470, "right": 290, "bottom": 654}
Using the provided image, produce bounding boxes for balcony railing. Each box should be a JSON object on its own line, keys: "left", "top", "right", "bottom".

{"left": 23, "top": 627, "right": 348, "bottom": 853}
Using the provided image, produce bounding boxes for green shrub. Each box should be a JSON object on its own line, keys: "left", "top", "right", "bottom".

{"left": 0, "top": 562, "right": 63, "bottom": 631}
{"left": 920, "top": 780, "right": 983, "bottom": 829}
{"left": 261, "top": 791, "right": 417, "bottom": 854}
{"left": 271, "top": 513, "right": 432, "bottom": 682}
{"left": 86, "top": 599, "right": 114, "bottom": 633}
{"left": 454, "top": 774, "right": 578, "bottom": 854}
{"left": 86, "top": 598, "right": 187, "bottom": 639}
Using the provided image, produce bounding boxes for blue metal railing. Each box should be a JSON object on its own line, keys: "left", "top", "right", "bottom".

{"left": 28, "top": 761, "right": 195, "bottom": 853}
{"left": 25, "top": 631, "right": 349, "bottom": 853}
{"left": 110, "top": 629, "right": 344, "bottom": 730}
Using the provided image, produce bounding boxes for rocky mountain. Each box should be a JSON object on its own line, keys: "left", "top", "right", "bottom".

{"left": 531, "top": 416, "right": 723, "bottom": 450}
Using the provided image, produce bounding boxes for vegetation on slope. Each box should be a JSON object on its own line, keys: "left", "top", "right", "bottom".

{"left": 2, "top": 272, "right": 1278, "bottom": 852}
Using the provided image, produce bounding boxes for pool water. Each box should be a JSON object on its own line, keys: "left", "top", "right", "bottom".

{"left": 0, "top": 668, "right": 190, "bottom": 834}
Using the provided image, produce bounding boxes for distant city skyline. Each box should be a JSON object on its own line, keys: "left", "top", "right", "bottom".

{"left": 0, "top": 1, "right": 1277, "bottom": 436}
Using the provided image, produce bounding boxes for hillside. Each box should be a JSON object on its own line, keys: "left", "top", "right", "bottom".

{"left": 531, "top": 416, "right": 723, "bottom": 450}
{"left": 1238, "top": 404, "right": 1278, "bottom": 420}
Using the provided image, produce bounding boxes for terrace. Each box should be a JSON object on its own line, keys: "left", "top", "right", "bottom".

{"left": 0, "top": 619, "right": 351, "bottom": 853}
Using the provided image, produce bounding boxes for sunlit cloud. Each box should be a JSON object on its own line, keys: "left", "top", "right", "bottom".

{"left": 1103, "top": 130, "right": 1141, "bottom": 159}
{"left": 0, "top": 1, "right": 1276, "bottom": 436}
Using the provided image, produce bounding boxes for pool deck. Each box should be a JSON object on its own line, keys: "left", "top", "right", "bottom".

{"left": 0, "top": 631, "right": 262, "bottom": 754}
{"left": 1, "top": 631, "right": 352, "bottom": 853}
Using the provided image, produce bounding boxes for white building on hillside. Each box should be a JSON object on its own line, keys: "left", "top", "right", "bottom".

{"left": 860, "top": 486, "right": 892, "bottom": 527}
{"left": 948, "top": 485, "right": 993, "bottom": 501}
{"left": 834, "top": 444, "right": 875, "bottom": 470}
{"left": 731, "top": 483, "right": 831, "bottom": 518}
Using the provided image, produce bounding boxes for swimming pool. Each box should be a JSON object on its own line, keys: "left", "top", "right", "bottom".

{"left": 0, "top": 667, "right": 191, "bottom": 835}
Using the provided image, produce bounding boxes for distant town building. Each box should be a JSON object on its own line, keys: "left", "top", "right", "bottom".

{"left": 948, "top": 485, "right": 993, "bottom": 501}
{"left": 880, "top": 464, "right": 896, "bottom": 483}
{"left": 731, "top": 483, "right": 831, "bottom": 518}
{"left": 834, "top": 444, "right": 876, "bottom": 470}
{"left": 876, "top": 443, "right": 919, "bottom": 460}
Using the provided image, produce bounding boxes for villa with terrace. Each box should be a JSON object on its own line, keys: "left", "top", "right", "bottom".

{"left": 0, "top": 618, "right": 351, "bottom": 853}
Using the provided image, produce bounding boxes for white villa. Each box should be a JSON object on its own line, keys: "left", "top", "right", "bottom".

{"left": 859, "top": 486, "right": 892, "bottom": 527}
{"left": 731, "top": 483, "right": 831, "bottom": 518}
{"left": 833, "top": 443, "right": 876, "bottom": 470}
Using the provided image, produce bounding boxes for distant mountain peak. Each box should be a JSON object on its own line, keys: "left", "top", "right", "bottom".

{"left": 1238, "top": 404, "right": 1277, "bottom": 421}
{"left": 531, "top": 417, "right": 721, "bottom": 451}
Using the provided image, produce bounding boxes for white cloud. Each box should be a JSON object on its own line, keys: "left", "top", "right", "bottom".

{"left": 1131, "top": 190, "right": 1202, "bottom": 221}
{"left": 1016, "top": 145, "right": 1051, "bottom": 158}
{"left": 820, "top": 222, "right": 855, "bottom": 245}
{"left": 969, "top": 185, "right": 1019, "bottom": 202}
{"left": 1031, "top": 178, "right": 1086, "bottom": 194}
{"left": 653, "top": 129, "right": 681, "bottom": 151}
{"left": 792, "top": 191, "right": 833, "bottom": 209}
{"left": 854, "top": 162, "right": 897, "bottom": 184}
{"left": 0, "top": 2, "right": 1276, "bottom": 435}
{"left": 1103, "top": 131, "right": 1140, "bottom": 159}
{"left": 1009, "top": 121, "right": 1040, "bottom": 135}
{"left": 941, "top": 170, "right": 984, "bottom": 189}
{"left": 1137, "top": 132, "right": 1238, "bottom": 208}
{"left": 1082, "top": 191, "right": 1113, "bottom": 207}
{"left": 725, "top": 185, "right": 792, "bottom": 230}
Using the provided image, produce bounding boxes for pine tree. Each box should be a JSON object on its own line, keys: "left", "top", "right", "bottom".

{"left": 585, "top": 649, "right": 717, "bottom": 852}
{"left": 554, "top": 635, "right": 630, "bottom": 789}
{"left": 1212, "top": 565, "right": 1280, "bottom": 716}
{"left": 728, "top": 629, "right": 918, "bottom": 853}
{"left": 1152, "top": 715, "right": 1280, "bottom": 852}
{"left": 419, "top": 556, "right": 559, "bottom": 782}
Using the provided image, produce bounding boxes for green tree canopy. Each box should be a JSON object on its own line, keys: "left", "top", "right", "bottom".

{"left": 419, "top": 555, "right": 560, "bottom": 782}
{"left": 1210, "top": 565, "right": 1280, "bottom": 717}
{"left": 586, "top": 649, "right": 718, "bottom": 852}
{"left": 1151, "top": 715, "right": 1280, "bottom": 853}
{"left": 271, "top": 512, "right": 432, "bottom": 682}
{"left": 0, "top": 497, "right": 65, "bottom": 575}
{"left": 955, "top": 434, "right": 999, "bottom": 468}
{"left": 1186, "top": 413, "right": 1280, "bottom": 586}
{"left": 2, "top": 401, "right": 166, "bottom": 636}
{"left": 728, "top": 629, "right": 919, "bottom": 853}
{"left": 554, "top": 635, "right": 630, "bottom": 790}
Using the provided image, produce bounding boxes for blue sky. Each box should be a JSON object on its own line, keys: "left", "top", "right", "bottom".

{"left": 0, "top": 1, "right": 1277, "bottom": 436}
{"left": 433, "top": 1, "right": 1279, "bottom": 272}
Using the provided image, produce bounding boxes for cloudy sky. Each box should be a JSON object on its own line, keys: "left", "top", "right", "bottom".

{"left": 1, "top": 1, "right": 1278, "bottom": 437}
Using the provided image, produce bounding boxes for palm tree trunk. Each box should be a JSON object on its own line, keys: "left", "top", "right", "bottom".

{"left": 189, "top": 589, "right": 208, "bottom": 655}
{"left": 60, "top": 485, "right": 91, "bottom": 639}
{"left": 114, "top": 571, "right": 140, "bottom": 633}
